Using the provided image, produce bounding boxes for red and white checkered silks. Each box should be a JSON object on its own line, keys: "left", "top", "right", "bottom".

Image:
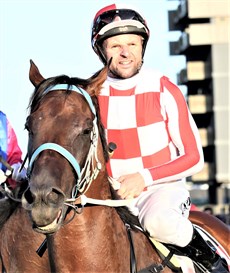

{"left": 98, "top": 68, "right": 204, "bottom": 188}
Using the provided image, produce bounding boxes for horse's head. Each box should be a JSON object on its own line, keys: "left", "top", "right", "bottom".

{"left": 22, "top": 60, "right": 109, "bottom": 234}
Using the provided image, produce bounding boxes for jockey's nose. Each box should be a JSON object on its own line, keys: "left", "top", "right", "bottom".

{"left": 120, "top": 45, "right": 130, "bottom": 57}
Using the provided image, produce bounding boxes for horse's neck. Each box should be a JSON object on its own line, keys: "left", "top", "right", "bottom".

{"left": 85, "top": 172, "right": 112, "bottom": 199}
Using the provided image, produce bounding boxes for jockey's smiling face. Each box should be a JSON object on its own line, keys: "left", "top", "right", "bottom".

{"left": 103, "top": 34, "right": 143, "bottom": 79}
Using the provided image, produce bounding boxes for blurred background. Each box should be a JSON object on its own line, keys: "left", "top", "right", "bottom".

{"left": 0, "top": 0, "right": 229, "bottom": 224}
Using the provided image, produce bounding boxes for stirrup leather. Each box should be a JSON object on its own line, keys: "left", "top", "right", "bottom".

{"left": 149, "top": 237, "right": 181, "bottom": 269}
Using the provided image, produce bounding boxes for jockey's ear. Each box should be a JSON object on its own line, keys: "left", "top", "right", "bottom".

{"left": 29, "top": 59, "right": 45, "bottom": 87}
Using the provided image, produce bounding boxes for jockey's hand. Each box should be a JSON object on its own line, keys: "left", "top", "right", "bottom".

{"left": 117, "top": 173, "right": 145, "bottom": 200}
{"left": 11, "top": 163, "right": 27, "bottom": 182}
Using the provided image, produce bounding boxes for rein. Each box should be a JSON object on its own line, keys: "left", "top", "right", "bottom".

{"left": 65, "top": 184, "right": 134, "bottom": 208}
{"left": 66, "top": 176, "right": 134, "bottom": 207}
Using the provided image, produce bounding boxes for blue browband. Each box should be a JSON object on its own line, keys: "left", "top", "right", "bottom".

{"left": 44, "top": 84, "right": 96, "bottom": 116}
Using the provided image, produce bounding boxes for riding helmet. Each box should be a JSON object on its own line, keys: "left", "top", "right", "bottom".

{"left": 91, "top": 3, "right": 150, "bottom": 64}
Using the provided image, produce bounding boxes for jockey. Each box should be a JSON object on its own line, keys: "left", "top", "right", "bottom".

{"left": 91, "top": 3, "right": 228, "bottom": 273}
{"left": 0, "top": 111, "right": 27, "bottom": 194}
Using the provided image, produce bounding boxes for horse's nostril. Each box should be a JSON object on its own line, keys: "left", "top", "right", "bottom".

{"left": 47, "top": 188, "right": 65, "bottom": 204}
{"left": 48, "top": 191, "right": 60, "bottom": 203}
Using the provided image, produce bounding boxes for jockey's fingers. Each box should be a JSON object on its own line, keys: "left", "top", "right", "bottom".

{"left": 117, "top": 186, "right": 126, "bottom": 196}
{"left": 125, "top": 195, "right": 133, "bottom": 200}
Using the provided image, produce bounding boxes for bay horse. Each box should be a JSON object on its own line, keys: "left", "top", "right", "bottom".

{"left": 0, "top": 60, "right": 229, "bottom": 273}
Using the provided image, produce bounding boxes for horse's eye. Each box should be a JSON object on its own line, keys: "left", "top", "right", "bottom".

{"left": 25, "top": 117, "right": 33, "bottom": 133}
{"left": 24, "top": 123, "right": 30, "bottom": 132}
{"left": 25, "top": 124, "right": 34, "bottom": 137}
{"left": 82, "top": 128, "right": 92, "bottom": 135}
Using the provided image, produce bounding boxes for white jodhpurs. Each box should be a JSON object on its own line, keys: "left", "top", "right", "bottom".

{"left": 128, "top": 180, "right": 194, "bottom": 247}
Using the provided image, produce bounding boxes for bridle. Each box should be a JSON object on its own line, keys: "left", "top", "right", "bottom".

{"left": 27, "top": 84, "right": 132, "bottom": 209}
{"left": 27, "top": 84, "right": 102, "bottom": 200}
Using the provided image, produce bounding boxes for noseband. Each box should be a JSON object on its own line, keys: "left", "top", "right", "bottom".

{"left": 27, "top": 84, "right": 102, "bottom": 198}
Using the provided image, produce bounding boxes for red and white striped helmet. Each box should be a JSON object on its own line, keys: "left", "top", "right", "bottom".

{"left": 91, "top": 3, "right": 150, "bottom": 64}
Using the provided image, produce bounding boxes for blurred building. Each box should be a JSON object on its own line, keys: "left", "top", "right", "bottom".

{"left": 167, "top": 0, "right": 230, "bottom": 215}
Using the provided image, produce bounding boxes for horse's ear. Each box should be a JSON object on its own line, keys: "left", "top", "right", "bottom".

{"left": 29, "top": 59, "right": 45, "bottom": 87}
